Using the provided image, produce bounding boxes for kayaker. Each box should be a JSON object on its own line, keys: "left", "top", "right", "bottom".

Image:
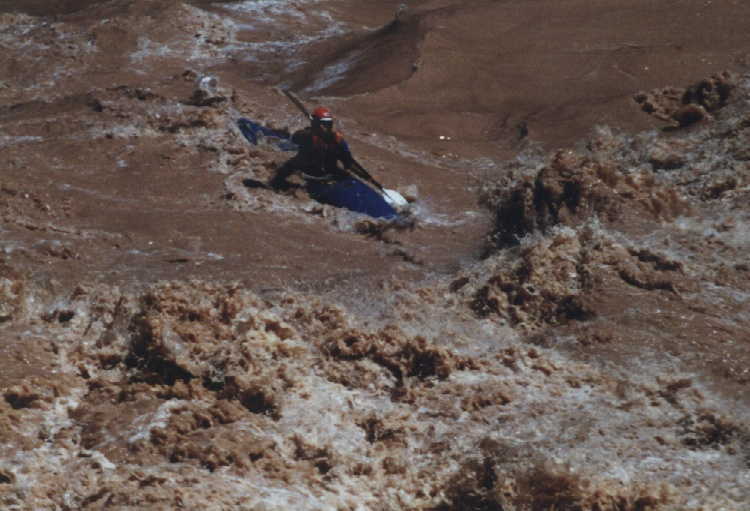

{"left": 269, "top": 106, "right": 355, "bottom": 190}
{"left": 260, "top": 102, "right": 399, "bottom": 219}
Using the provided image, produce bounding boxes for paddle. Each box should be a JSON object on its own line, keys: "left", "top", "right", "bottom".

{"left": 278, "top": 88, "right": 389, "bottom": 194}
{"left": 350, "top": 158, "right": 387, "bottom": 194}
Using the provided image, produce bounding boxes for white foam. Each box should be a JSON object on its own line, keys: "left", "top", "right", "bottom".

{"left": 0, "top": 136, "right": 44, "bottom": 148}
{"left": 412, "top": 201, "right": 481, "bottom": 227}
{"left": 129, "top": 37, "right": 175, "bottom": 63}
{"left": 213, "top": 0, "right": 348, "bottom": 76}
{"left": 128, "top": 400, "right": 185, "bottom": 444}
{"left": 221, "top": 0, "right": 314, "bottom": 20}
{"left": 304, "top": 49, "right": 363, "bottom": 93}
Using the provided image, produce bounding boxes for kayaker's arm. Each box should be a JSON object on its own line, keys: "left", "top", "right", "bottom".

{"left": 269, "top": 129, "right": 311, "bottom": 189}
{"left": 269, "top": 161, "right": 297, "bottom": 190}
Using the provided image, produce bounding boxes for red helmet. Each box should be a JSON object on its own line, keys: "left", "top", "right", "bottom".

{"left": 311, "top": 106, "right": 333, "bottom": 122}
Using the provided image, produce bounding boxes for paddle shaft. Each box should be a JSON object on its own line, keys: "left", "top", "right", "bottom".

{"left": 351, "top": 158, "right": 386, "bottom": 193}
{"left": 282, "top": 89, "right": 311, "bottom": 119}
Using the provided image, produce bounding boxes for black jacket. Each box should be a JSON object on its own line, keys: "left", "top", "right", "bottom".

{"left": 289, "top": 128, "right": 354, "bottom": 180}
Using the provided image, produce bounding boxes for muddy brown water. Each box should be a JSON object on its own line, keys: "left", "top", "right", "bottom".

{"left": 1, "top": 1, "right": 750, "bottom": 509}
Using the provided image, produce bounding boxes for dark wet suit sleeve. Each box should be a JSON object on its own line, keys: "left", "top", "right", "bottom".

{"left": 291, "top": 130, "right": 310, "bottom": 147}
{"left": 269, "top": 130, "right": 311, "bottom": 189}
{"left": 268, "top": 160, "right": 296, "bottom": 189}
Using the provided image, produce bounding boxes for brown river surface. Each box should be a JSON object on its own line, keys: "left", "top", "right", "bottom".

{"left": 1, "top": 1, "right": 749, "bottom": 509}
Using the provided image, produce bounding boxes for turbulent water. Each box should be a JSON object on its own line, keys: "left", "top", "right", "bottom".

{"left": 1, "top": 1, "right": 750, "bottom": 509}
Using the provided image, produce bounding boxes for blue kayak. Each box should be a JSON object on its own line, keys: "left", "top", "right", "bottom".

{"left": 237, "top": 118, "right": 397, "bottom": 219}
{"left": 307, "top": 178, "right": 397, "bottom": 219}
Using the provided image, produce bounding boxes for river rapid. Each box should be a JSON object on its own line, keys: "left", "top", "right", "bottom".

{"left": 1, "top": 1, "right": 750, "bottom": 509}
